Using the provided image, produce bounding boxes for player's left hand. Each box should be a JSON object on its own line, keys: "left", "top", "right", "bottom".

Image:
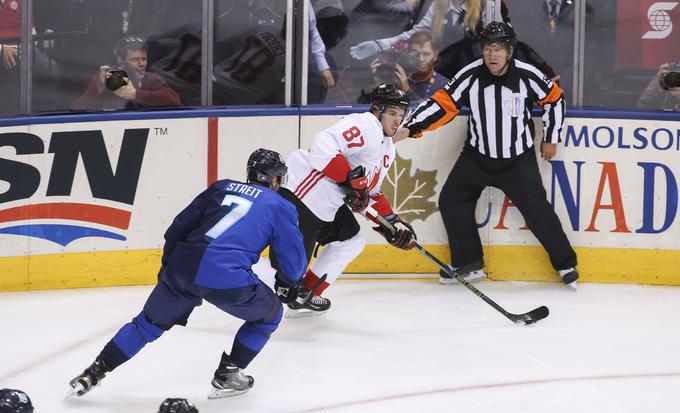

{"left": 342, "top": 166, "right": 369, "bottom": 212}
{"left": 540, "top": 142, "right": 557, "bottom": 161}
{"left": 374, "top": 214, "right": 417, "bottom": 250}
{"left": 274, "top": 273, "right": 304, "bottom": 304}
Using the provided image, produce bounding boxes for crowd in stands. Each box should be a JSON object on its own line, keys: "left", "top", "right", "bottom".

{"left": 0, "top": 0, "right": 677, "bottom": 117}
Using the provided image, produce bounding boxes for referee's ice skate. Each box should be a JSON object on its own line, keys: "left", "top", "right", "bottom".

{"left": 439, "top": 260, "right": 487, "bottom": 284}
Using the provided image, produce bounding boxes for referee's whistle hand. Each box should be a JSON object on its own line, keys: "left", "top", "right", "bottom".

{"left": 540, "top": 142, "right": 557, "bottom": 161}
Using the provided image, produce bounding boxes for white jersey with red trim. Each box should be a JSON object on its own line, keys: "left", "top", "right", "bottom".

{"left": 284, "top": 112, "right": 395, "bottom": 222}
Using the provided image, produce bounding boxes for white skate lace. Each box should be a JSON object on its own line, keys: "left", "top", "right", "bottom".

{"left": 310, "top": 295, "right": 328, "bottom": 305}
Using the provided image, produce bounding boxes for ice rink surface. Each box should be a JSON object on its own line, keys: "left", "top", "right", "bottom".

{"left": 2, "top": 272, "right": 680, "bottom": 413}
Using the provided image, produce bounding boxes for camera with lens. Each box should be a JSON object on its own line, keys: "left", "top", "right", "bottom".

{"left": 105, "top": 69, "right": 129, "bottom": 91}
{"left": 660, "top": 62, "right": 680, "bottom": 90}
{"left": 375, "top": 50, "right": 420, "bottom": 77}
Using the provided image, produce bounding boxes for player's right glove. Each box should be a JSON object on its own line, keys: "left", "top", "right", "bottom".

{"left": 373, "top": 214, "right": 417, "bottom": 250}
{"left": 342, "top": 165, "right": 369, "bottom": 212}
{"left": 274, "top": 272, "right": 305, "bottom": 304}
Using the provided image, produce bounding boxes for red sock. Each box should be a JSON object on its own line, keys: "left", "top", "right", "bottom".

{"left": 303, "top": 269, "right": 330, "bottom": 296}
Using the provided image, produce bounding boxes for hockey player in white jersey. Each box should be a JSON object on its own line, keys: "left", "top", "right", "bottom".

{"left": 270, "top": 83, "right": 418, "bottom": 317}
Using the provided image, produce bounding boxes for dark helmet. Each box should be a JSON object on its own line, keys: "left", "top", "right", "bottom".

{"left": 316, "top": 7, "right": 349, "bottom": 50}
{"left": 480, "top": 21, "right": 516, "bottom": 51}
{"left": 0, "top": 389, "right": 33, "bottom": 413}
{"left": 247, "top": 148, "right": 288, "bottom": 187}
{"left": 370, "top": 83, "right": 409, "bottom": 111}
{"left": 157, "top": 398, "right": 198, "bottom": 413}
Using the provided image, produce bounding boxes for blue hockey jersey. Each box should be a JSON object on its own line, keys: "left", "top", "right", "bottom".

{"left": 161, "top": 179, "right": 306, "bottom": 289}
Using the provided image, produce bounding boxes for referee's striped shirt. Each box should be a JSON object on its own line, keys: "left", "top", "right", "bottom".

{"left": 404, "top": 58, "right": 565, "bottom": 159}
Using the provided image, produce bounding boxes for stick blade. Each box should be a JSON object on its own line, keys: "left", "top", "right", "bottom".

{"left": 513, "top": 305, "right": 549, "bottom": 325}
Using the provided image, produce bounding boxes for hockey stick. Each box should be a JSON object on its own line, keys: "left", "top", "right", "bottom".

{"left": 366, "top": 209, "right": 549, "bottom": 325}
{"left": 284, "top": 273, "right": 329, "bottom": 319}
{"left": 299, "top": 273, "right": 328, "bottom": 305}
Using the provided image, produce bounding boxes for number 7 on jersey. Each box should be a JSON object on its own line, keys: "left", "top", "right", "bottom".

{"left": 205, "top": 195, "right": 253, "bottom": 239}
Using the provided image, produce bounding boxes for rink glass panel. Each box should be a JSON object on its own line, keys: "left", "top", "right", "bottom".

{"left": 30, "top": 1, "right": 203, "bottom": 113}
{"left": 582, "top": 0, "right": 680, "bottom": 110}
{"left": 0, "top": 1, "right": 22, "bottom": 117}
{"left": 212, "top": 0, "right": 288, "bottom": 106}
{"left": 504, "top": 0, "right": 576, "bottom": 106}
{"left": 0, "top": 1, "right": 678, "bottom": 115}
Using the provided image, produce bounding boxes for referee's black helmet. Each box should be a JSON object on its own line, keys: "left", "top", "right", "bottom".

{"left": 480, "top": 21, "right": 516, "bottom": 51}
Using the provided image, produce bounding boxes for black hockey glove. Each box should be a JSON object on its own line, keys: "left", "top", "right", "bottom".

{"left": 274, "top": 272, "right": 305, "bottom": 304}
{"left": 342, "top": 165, "right": 369, "bottom": 212}
{"left": 373, "top": 214, "right": 417, "bottom": 250}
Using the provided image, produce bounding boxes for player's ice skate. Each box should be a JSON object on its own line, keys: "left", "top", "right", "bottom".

{"left": 65, "top": 360, "right": 108, "bottom": 399}
{"left": 207, "top": 352, "right": 254, "bottom": 399}
{"left": 439, "top": 261, "right": 487, "bottom": 285}
{"left": 285, "top": 294, "right": 331, "bottom": 318}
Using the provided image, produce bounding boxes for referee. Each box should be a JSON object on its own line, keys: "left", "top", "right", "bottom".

{"left": 393, "top": 21, "right": 578, "bottom": 286}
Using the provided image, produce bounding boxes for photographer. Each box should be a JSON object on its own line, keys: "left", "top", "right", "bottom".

{"left": 637, "top": 62, "right": 680, "bottom": 111}
{"left": 369, "top": 31, "right": 449, "bottom": 103}
{"left": 74, "top": 35, "right": 181, "bottom": 111}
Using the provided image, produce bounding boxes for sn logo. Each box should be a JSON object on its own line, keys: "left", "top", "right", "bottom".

{"left": 0, "top": 129, "right": 149, "bottom": 205}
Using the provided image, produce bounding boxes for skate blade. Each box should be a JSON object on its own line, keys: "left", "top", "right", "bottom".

{"left": 285, "top": 308, "right": 328, "bottom": 319}
{"left": 207, "top": 386, "right": 250, "bottom": 399}
{"left": 566, "top": 281, "right": 578, "bottom": 290}
{"left": 64, "top": 383, "right": 84, "bottom": 399}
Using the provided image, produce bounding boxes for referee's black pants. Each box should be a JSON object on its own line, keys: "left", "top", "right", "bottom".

{"left": 438, "top": 146, "right": 577, "bottom": 271}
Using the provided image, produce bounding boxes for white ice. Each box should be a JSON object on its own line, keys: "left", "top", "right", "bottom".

{"left": 2, "top": 265, "right": 680, "bottom": 413}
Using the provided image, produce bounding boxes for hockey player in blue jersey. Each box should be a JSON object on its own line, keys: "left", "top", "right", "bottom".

{"left": 67, "top": 148, "right": 307, "bottom": 399}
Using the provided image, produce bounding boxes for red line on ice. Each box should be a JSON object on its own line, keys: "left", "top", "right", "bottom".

{"left": 291, "top": 371, "right": 680, "bottom": 413}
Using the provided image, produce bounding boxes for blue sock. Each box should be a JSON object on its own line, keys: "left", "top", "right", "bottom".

{"left": 230, "top": 306, "right": 283, "bottom": 368}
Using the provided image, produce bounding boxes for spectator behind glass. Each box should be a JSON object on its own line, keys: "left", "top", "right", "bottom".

{"left": 308, "top": 1, "right": 338, "bottom": 103}
{"left": 311, "top": 3, "right": 349, "bottom": 103}
{"left": 637, "top": 62, "right": 680, "bottom": 111}
{"left": 0, "top": 0, "right": 57, "bottom": 115}
{"left": 348, "top": 0, "right": 557, "bottom": 83}
{"left": 323, "top": 0, "right": 422, "bottom": 104}
{"left": 212, "top": 22, "right": 286, "bottom": 105}
{"left": 0, "top": 0, "right": 24, "bottom": 115}
{"left": 350, "top": 0, "right": 483, "bottom": 61}
{"left": 368, "top": 31, "right": 449, "bottom": 103}
{"left": 74, "top": 35, "right": 181, "bottom": 111}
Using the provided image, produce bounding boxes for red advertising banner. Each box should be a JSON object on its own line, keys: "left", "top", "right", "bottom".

{"left": 616, "top": 0, "right": 680, "bottom": 69}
